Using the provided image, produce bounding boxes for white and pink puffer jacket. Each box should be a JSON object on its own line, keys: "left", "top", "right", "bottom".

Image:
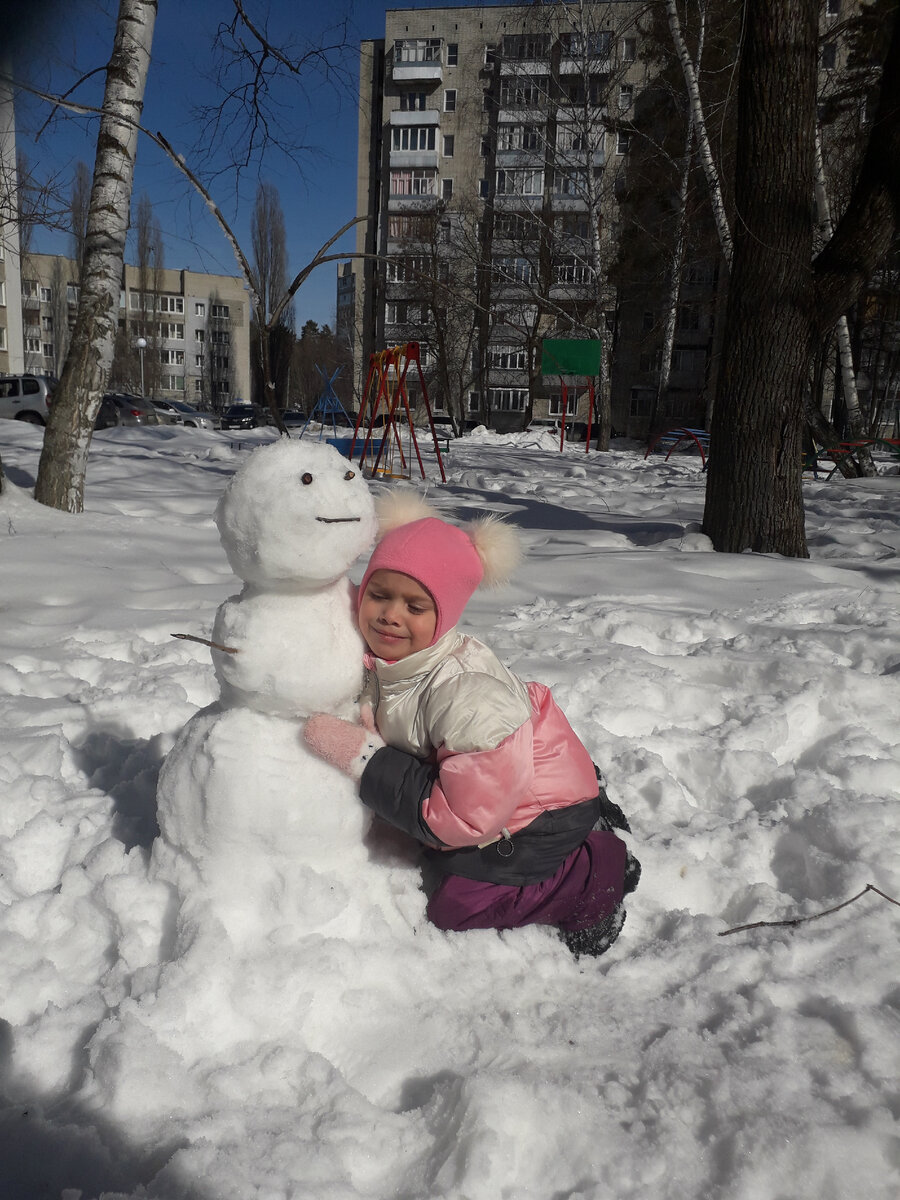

{"left": 361, "top": 629, "right": 599, "bottom": 849}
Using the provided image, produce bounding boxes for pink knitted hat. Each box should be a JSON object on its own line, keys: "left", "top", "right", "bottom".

{"left": 359, "top": 494, "right": 522, "bottom": 644}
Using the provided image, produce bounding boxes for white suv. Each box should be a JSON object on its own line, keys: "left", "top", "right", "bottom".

{"left": 0, "top": 374, "right": 55, "bottom": 424}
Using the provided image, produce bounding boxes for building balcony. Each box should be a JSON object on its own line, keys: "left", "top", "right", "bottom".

{"left": 389, "top": 109, "right": 441, "bottom": 126}
{"left": 387, "top": 194, "right": 440, "bottom": 212}
{"left": 493, "top": 193, "right": 542, "bottom": 213}
{"left": 497, "top": 108, "right": 544, "bottom": 125}
{"left": 389, "top": 150, "right": 439, "bottom": 170}
{"left": 392, "top": 62, "right": 443, "bottom": 82}
{"left": 559, "top": 57, "right": 612, "bottom": 75}
{"left": 499, "top": 60, "right": 549, "bottom": 76}
{"left": 495, "top": 148, "right": 544, "bottom": 168}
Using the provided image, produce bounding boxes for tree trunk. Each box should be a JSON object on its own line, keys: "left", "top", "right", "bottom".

{"left": 35, "top": 0, "right": 157, "bottom": 513}
{"left": 702, "top": 0, "right": 818, "bottom": 556}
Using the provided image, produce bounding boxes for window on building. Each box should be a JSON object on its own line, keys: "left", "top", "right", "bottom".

{"left": 671, "top": 347, "right": 707, "bottom": 373}
{"left": 40, "top": 286, "right": 52, "bottom": 302}
{"left": 26, "top": 336, "right": 41, "bottom": 353}
{"left": 556, "top": 125, "right": 587, "bottom": 153}
{"left": 489, "top": 344, "right": 528, "bottom": 370}
{"left": 677, "top": 303, "right": 702, "bottom": 331}
{"left": 195, "top": 302, "right": 206, "bottom": 317}
{"left": 215, "top": 381, "right": 231, "bottom": 396}
{"left": 616, "top": 131, "right": 630, "bottom": 154}
{"left": 195, "top": 329, "right": 205, "bottom": 343}
{"left": 821, "top": 42, "right": 837, "bottom": 70}
{"left": 22, "top": 279, "right": 38, "bottom": 298}
{"left": 621, "top": 37, "right": 637, "bottom": 62}
{"left": 447, "top": 42, "right": 458, "bottom": 65}
{"left": 394, "top": 38, "right": 442, "bottom": 63}
{"left": 639, "top": 349, "right": 663, "bottom": 373}
{"left": 392, "top": 125, "right": 437, "bottom": 151}
{"left": 442, "top": 134, "right": 454, "bottom": 157}
{"left": 826, "top": 0, "right": 840, "bottom": 14}
{"left": 42, "top": 315, "right": 53, "bottom": 331}
{"left": 162, "top": 349, "right": 185, "bottom": 365}
{"left": 498, "top": 123, "right": 543, "bottom": 151}
{"left": 548, "top": 394, "right": 577, "bottom": 417}
{"left": 489, "top": 388, "right": 528, "bottom": 412}
{"left": 479, "top": 178, "right": 491, "bottom": 198}
{"left": 211, "top": 303, "right": 230, "bottom": 318}
{"left": 211, "top": 330, "right": 230, "bottom": 344}
{"left": 499, "top": 77, "right": 546, "bottom": 108}
{"left": 553, "top": 256, "right": 592, "bottom": 285}
{"left": 618, "top": 84, "right": 633, "bottom": 111}
{"left": 42, "top": 343, "right": 54, "bottom": 358}
{"left": 0, "top": 281, "right": 5, "bottom": 306}
{"left": 495, "top": 167, "right": 543, "bottom": 195}
{"left": 480, "top": 138, "right": 491, "bottom": 158}
{"left": 161, "top": 374, "right": 186, "bottom": 391}
{"left": 553, "top": 168, "right": 587, "bottom": 196}
{"left": 67, "top": 284, "right": 80, "bottom": 304}
{"left": 630, "top": 389, "right": 653, "bottom": 417}
{"left": 390, "top": 168, "right": 438, "bottom": 196}
{"left": 438, "top": 217, "right": 451, "bottom": 243}
{"left": 386, "top": 255, "right": 431, "bottom": 283}
{"left": 388, "top": 214, "right": 433, "bottom": 239}
{"left": 484, "top": 45, "right": 497, "bottom": 67}
{"left": 558, "top": 212, "right": 591, "bottom": 238}
{"left": 444, "top": 89, "right": 457, "bottom": 112}
{"left": 0, "top": 327, "right": 6, "bottom": 350}
{"left": 441, "top": 178, "right": 454, "bottom": 200}
{"left": 213, "top": 356, "right": 230, "bottom": 371}
{"left": 560, "top": 31, "right": 612, "bottom": 59}
{"left": 159, "top": 322, "right": 185, "bottom": 340}
{"left": 195, "top": 354, "right": 204, "bottom": 368}
{"left": 501, "top": 33, "right": 550, "bottom": 60}
{"left": 492, "top": 256, "right": 533, "bottom": 285}
{"left": 158, "top": 294, "right": 184, "bottom": 313}
{"left": 399, "top": 91, "right": 428, "bottom": 112}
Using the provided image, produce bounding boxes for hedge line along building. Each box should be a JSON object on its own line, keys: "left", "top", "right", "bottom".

{"left": 16, "top": 254, "right": 251, "bottom": 408}
{"left": 353, "top": 1, "right": 676, "bottom": 435}
{"left": 351, "top": 1, "right": 864, "bottom": 437}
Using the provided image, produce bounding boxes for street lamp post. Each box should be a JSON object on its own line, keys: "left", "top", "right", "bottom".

{"left": 136, "top": 337, "right": 147, "bottom": 396}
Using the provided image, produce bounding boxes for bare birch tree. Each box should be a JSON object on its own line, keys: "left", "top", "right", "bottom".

{"left": 35, "top": 0, "right": 157, "bottom": 514}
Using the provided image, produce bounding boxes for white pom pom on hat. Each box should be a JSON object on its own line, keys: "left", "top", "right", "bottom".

{"left": 360, "top": 490, "right": 522, "bottom": 642}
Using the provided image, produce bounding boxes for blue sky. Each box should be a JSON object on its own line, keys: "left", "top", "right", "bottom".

{"left": 11, "top": 1, "right": 497, "bottom": 330}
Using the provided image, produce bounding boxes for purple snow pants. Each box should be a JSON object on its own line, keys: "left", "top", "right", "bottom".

{"left": 426, "top": 830, "right": 627, "bottom": 933}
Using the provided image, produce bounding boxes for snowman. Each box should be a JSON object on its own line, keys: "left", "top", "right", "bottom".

{"left": 150, "top": 438, "right": 380, "bottom": 948}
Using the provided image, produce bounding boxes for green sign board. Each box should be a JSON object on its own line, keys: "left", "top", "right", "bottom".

{"left": 540, "top": 339, "right": 603, "bottom": 377}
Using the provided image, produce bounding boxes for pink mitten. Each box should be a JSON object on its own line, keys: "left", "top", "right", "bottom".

{"left": 303, "top": 713, "right": 385, "bottom": 781}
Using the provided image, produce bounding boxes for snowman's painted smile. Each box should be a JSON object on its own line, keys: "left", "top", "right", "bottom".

{"left": 316, "top": 516, "right": 361, "bottom": 523}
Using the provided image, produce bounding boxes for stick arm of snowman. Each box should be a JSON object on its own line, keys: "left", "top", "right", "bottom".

{"left": 171, "top": 633, "right": 239, "bottom": 654}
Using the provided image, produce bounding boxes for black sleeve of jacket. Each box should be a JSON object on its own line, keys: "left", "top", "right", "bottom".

{"left": 358, "top": 746, "right": 445, "bottom": 846}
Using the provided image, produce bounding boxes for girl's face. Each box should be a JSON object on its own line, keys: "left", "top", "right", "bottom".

{"left": 359, "top": 569, "right": 437, "bottom": 659}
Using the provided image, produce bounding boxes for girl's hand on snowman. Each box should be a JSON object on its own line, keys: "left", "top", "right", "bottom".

{"left": 304, "top": 713, "right": 385, "bottom": 782}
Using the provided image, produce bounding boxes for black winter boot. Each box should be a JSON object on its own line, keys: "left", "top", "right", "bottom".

{"left": 561, "top": 905, "right": 627, "bottom": 960}
{"left": 623, "top": 849, "right": 641, "bottom": 895}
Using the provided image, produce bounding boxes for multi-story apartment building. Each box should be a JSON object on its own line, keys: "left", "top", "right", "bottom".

{"left": 354, "top": 2, "right": 684, "bottom": 434}
{"left": 20, "top": 254, "right": 251, "bottom": 408}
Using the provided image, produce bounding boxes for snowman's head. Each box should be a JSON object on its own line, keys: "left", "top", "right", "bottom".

{"left": 215, "top": 440, "right": 377, "bottom": 587}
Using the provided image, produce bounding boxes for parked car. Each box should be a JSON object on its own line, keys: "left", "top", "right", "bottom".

{"left": 151, "top": 399, "right": 184, "bottom": 425}
{"left": 97, "top": 393, "right": 161, "bottom": 427}
{"left": 281, "top": 410, "right": 307, "bottom": 429}
{"left": 0, "top": 374, "right": 55, "bottom": 424}
{"left": 166, "top": 400, "right": 219, "bottom": 429}
{"left": 220, "top": 404, "right": 268, "bottom": 430}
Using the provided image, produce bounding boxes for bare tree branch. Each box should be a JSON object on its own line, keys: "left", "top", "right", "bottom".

{"left": 719, "top": 883, "right": 900, "bottom": 937}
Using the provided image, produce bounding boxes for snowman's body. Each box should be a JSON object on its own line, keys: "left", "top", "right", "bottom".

{"left": 151, "top": 439, "right": 379, "bottom": 945}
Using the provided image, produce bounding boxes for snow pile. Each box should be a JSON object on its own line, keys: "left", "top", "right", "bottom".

{"left": 1, "top": 422, "right": 898, "bottom": 1200}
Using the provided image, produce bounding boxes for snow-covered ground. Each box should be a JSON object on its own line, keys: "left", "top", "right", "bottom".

{"left": 1, "top": 421, "right": 898, "bottom": 1200}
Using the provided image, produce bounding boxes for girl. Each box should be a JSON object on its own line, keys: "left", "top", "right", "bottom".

{"left": 304, "top": 494, "right": 639, "bottom": 957}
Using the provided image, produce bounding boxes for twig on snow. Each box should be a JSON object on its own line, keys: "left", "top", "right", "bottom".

{"left": 171, "top": 633, "right": 239, "bottom": 654}
{"left": 719, "top": 883, "right": 900, "bottom": 936}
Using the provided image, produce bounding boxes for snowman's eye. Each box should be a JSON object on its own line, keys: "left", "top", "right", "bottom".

{"left": 344, "top": 470, "right": 355, "bottom": 481}
{"left": 301, "top": 473, "right": 313, "bottom": 485}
